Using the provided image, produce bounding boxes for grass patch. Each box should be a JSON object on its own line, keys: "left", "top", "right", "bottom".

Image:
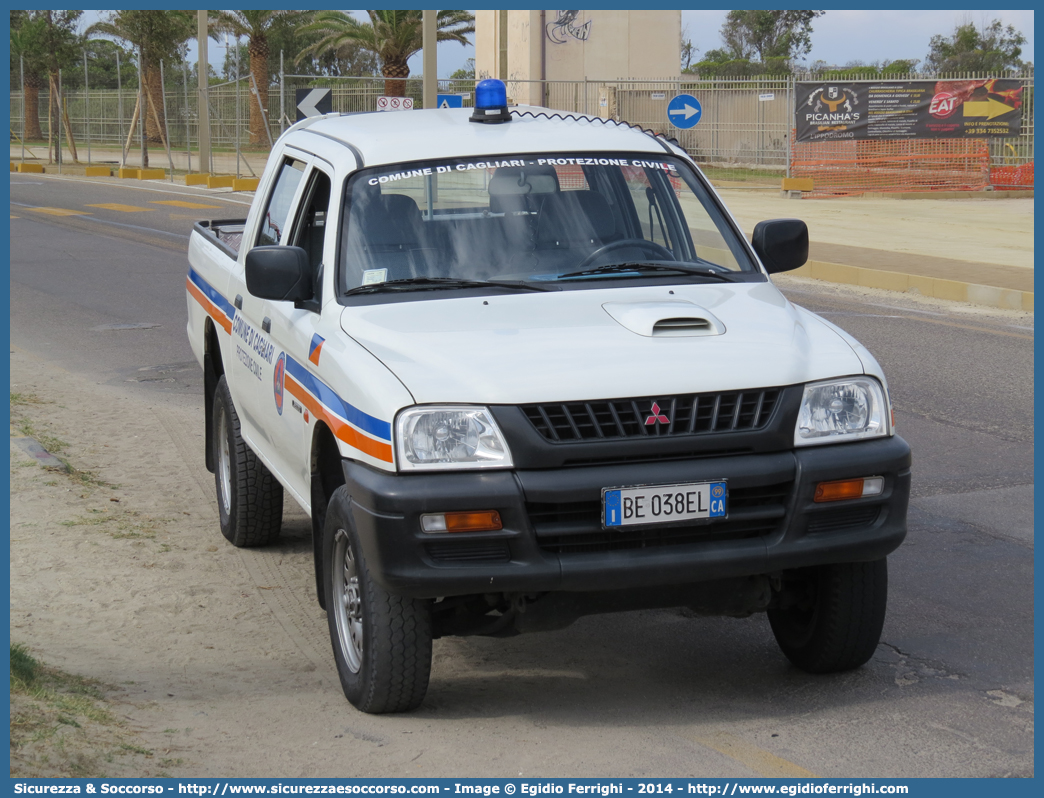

{"left": 11, "top": 643, "right": 40, "bottom": 688}
{"left": 10, "top": 643, "right": 162, "bottom": 777}
{"left": 13, "top": 416, "right": 67, "bottom": 455}
{"left": 60, "top": 509, "right": 163, "bottom": 541}
{"left": 701, "top": 165, "right": 783, "bottom": 185}
{"left": 10, "top": 401, "right": 117, "bottom": 490}
{"left": 11, "top": 392, "right": 45, "bottom": 407}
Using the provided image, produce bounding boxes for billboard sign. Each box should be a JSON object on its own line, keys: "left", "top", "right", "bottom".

{"left": 795, "top": 79, "right": 1023, "bottom": 142}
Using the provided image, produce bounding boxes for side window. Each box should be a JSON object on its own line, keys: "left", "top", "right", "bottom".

{"left": 257, "top": 157, "right": 307, "bottom": 246}
{"left": 290, "top": 168, "right": 332, "bottom": 293}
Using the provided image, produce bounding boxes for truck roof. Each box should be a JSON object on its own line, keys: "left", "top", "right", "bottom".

{"left": 292, "top": 106, "right": 676, "bottom": 169}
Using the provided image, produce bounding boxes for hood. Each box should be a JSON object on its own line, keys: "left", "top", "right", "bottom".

{"left": 340, "top": 282, "right": 864, "bottom": 404}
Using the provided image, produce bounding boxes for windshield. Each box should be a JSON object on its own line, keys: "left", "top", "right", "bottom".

{"left": 339, "top": 153, "right": 758, "bottom": 295}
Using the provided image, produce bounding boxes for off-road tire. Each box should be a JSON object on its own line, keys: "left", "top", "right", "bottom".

{"left": 768, "top": 559, "right": 888, "bottom": 674}
{"left": 323, "top": 486, "right": 432, "bottom": 713}
{"left": 212, "top": 375, "right": 283, "bottom": 547}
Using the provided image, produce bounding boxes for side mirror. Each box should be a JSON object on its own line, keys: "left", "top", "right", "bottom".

{"left": 751, "top": 219, "right": 808, "bottom": 274}
{"left": 245, "top": 245, "right": 312, "bottom": 302}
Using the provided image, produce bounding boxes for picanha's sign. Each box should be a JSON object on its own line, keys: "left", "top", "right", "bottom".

{"left": 795, "top": 79, "right": 1023, "bottom": 142}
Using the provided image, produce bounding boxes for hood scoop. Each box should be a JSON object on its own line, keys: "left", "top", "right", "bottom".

{"left": 602, "top": 300, "right": 726, "bottom": 338}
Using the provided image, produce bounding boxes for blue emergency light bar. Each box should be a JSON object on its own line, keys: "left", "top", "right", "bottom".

{"left": 470, "top": 79, "right": 511, "bottom": 124}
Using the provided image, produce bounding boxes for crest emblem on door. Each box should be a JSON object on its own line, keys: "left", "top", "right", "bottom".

{"left": 273, "top": 352, "right": 286, "bottom": 415}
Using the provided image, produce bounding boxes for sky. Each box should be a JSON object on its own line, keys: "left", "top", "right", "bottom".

{"left": 682, "top": 9, "right": 1034, "bottom": 70}
{"left": 79, "top": 10, "right": 1034, "bottom": 80}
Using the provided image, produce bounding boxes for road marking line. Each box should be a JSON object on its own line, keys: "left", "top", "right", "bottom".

{"left": 150, "top": 200, "right": 222, "bottom": 209}
{"left": 687, "top": 731, "right": 818, "bottom": 778}
{"left": 28, "top": 207, "right": 92, "bottom": 216}
{"left": 87, "top": 203, "right": 154, "bottom": 212}
{"left": 11, "top": 172, "right": 254, "bottom": 205}
{"left": 11, "top": 215, "right": 19, "bottom": 218}
{"left": 79, "top": 215, "right": 189, "bottom": 240}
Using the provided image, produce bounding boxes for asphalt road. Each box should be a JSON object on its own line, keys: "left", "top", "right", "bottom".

{"left": 8, "top": 173, "right": 1034, "bottom": 777}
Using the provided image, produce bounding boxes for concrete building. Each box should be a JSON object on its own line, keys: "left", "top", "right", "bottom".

{"left": 475, "top": 10, "right": 681, "bottom": 107}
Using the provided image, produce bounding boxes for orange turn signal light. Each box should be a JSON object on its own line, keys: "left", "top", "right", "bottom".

{"left": 421, "top": 510, "right": 503, "bottom": 533}
{"left": 814, "top": 476, "right": 885, "bottom": 503}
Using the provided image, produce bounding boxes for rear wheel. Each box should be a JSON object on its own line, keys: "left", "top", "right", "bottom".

{"left": 323, "top": 486, "right": 432, "bottom": 713}
{"left": 213, "top": 375, "right": 283, "bottom": 547}
{"left": 767, "top": 559, "right": 887, "bottom": 673}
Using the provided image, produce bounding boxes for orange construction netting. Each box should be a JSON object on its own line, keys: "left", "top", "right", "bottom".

{"left": 790, "top": 133, "right": 999, "bottom": 196}
{"left": 989, "top": 161, "right": 1034, "bottom": 189}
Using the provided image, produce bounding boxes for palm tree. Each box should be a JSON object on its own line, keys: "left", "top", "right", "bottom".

{"left": 211, "top": 11, "right": 301, "bottom": 146}
{"left": 298, "top": 10, "right": 474, "bottom": 97}
{"left": 87, "top": 10, "right": 193, "bottom": 166}
{"left": 38, "top": 11, "right": 83, "bottom": 162}
{"left": 10, "top": 12, "right": 48, "bottom": 141}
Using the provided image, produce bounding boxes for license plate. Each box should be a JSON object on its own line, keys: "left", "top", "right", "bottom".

{"left": 602, "top": 481, "right": 727, "bottom": 528}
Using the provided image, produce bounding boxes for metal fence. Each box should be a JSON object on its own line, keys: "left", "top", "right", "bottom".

{"left": 10, "top": 62, "right": 1034, "bottom": 187}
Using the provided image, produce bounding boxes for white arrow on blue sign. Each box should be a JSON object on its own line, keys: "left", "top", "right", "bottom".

{"left": 667, "top": 94, "right": 702, "bottom": 129}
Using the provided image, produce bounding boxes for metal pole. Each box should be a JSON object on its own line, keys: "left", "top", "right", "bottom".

{"left": 117, "top": 50, "right": 124, "bottom": 167}
{"left": 198, "top": 10, "right": 212, "bottom": 174}
{"left": 184, "top": 61, "right": 191, "bottom": 173}
{"left": 423, "top": 10, "right": 437, "bottom": 109}
{"left": 161, "top": 59, "right": 174, "bottom": 181}
{"left": 20, "top": 55, "right": 25, "bottom": 163}
{"left": 279, "top": 50, "right": 285, "bottom": 134}
{"left": 57, "top": 69, "right": 63, "bottom": 172}
{"left": 786, "top": 77, "right": 792, "bottom": 179}
{"left": 84, "top": 50, "right": 91, "bottom": 165}
{"left": 138, "top": 46, "right": 145, "bottom": 169}
{"left": 235, "top": 36, "right": 241, "bottom": 179}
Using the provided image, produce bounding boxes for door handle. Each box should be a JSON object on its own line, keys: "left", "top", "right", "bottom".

{"left": 262, "top": 317, "right": 271, "bottom": 333}
{"left": 234, "top": 294, "right": 243, "bottom": 309}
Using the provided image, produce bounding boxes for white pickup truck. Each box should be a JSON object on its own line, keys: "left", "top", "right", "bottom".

{"left": 186, "top": 82, "right": 910, "bottom": 714}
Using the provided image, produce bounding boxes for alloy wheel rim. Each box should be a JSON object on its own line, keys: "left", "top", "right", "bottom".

{"left": 217, "top": 405, "right": 232, "bottom": 516}
{"left": 333, "top": 528, "right": 363, "bottom": 672}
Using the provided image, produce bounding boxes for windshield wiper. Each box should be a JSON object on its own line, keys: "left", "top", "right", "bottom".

{"left": 344, "top": 277, "right": 557, "bottom": 296}
{"left": 557, "top": 262, "right": 736, "bottom": 281}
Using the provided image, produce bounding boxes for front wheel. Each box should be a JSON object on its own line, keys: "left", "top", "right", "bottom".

{"left": 767, "top": 559, "right": 888, "bottom": 674}
{"left": 323, "top": 487, "right": 432, "bottom": 713}
{"left": 212, "top": 375, "right": 283, "bottom": 547}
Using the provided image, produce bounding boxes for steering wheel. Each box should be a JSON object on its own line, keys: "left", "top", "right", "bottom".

{"left": 573, "top": 239, "right": 675, "bottom": 272}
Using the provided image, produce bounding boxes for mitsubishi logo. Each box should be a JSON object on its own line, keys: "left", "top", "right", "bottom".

{"left": 645, "top": 402, "right": 670, "bottom": 426}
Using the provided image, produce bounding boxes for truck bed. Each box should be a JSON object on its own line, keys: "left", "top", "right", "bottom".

{"left": 193, "top": 219, "right": 247, "bottom": 260}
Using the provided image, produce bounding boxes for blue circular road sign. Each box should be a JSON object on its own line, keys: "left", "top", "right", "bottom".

{"left": 667, "top": 94, "right": 702, "bottom": 129}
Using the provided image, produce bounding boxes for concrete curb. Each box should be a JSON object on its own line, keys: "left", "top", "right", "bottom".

{"left": 792, "top": 259, "right": 1033, "bottom": 312}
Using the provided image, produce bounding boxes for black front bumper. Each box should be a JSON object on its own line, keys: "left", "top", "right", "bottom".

{"left": 342, "top": 435, "right": 911, "bottom": 599}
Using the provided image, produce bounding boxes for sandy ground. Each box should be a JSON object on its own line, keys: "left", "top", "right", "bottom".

{"left": 718, "top": 191, "right": 1034, "bottom": 271}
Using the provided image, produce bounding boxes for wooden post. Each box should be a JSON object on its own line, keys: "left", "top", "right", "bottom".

{"left": 145, "top": 86, "right": 175, "bottom": 175}
{"left": 124, "top": 94, "right": 141, "bottom": 159}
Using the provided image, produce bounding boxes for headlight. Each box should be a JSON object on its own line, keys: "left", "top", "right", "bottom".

{"left": 396, "top": 406, "right": 513, "bottom": 471}
{"left": 795, "top": 377, "right": 891, "bottom": 446}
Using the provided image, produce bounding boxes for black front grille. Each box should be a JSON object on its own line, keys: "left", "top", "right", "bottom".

{"left": 806, "top": 505, "right": 881, "bottom": 533}
{"left": 528, "top": 481, "right": 792, "bottom": 554}
{"left": 522, "top": 389, "right": 780, "bottom": 443}
{"left": 424, "top": 541, "right": 511, "bottom": 564}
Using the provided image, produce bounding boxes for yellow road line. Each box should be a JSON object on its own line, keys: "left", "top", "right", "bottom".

{"left": 687, "top": 731, "right": 818, "bottom": 778}
{"left": 149, "top": 200, "right": 222, "bottom": 209}
{"left": 11, "top": 215, "right": 19, "bottom": 219}
{"left": 29, "top": 207, "right": 91, "bottom": 217}
{"left": 86, "top": 203, "right": 153, "bottom": 212}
